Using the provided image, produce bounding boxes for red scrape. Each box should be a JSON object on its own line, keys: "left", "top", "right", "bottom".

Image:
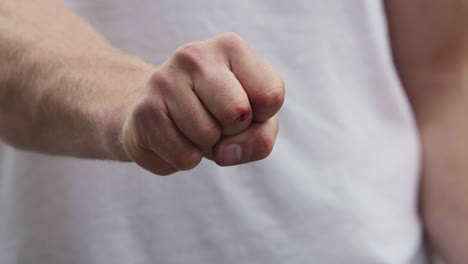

{"left": 237, "top": 110, "right": 250, "bottom": 122}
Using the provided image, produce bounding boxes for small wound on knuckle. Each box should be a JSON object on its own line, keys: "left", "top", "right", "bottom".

{"left": 224, "top": 101, "right": 250, "bottom": 124}
{"left": 236, "top": 109, "right": 251, "bottom": 123}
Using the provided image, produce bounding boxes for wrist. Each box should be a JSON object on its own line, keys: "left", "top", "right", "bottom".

{"left": 100, "top": 57, "right": 155, "bottom": 161}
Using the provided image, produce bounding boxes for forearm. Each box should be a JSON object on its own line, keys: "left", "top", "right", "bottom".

{"left": 0, "top": 0, "right": 285, "bottom": 176}
{"left": 385, "top": 0, "right": 468, "bottom": 262}
{"left": 404, "top": 69, "right": 468, "bottom": 263}
{"left": 0, "top": 0, "right": 153, "bottom": 160}
{"left": 421, "top": 82, "right": 468, "bottom": 264}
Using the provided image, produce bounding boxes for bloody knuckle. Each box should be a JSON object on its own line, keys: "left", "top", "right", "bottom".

{"left": 173, "top": 42, "right": 208, "bottom": 71}
{"left": 223, "top": 100, "right": 251, "bottom": 124}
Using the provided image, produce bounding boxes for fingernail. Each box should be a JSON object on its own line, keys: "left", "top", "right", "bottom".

{"left": 221, "top": 144, "right": 242, "bottom": 166}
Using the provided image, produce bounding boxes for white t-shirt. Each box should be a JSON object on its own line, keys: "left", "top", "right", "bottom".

{"left": 0, "top": 1, "right": 428, "bottom": 263}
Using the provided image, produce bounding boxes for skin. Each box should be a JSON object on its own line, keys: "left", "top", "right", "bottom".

{"left": 0, "top": 0, "right": 285, "bottom": 175}
{"left": 0, "top": 0, "right": 466, "bottom": 262}
{"left": 385, "top": 0, "right": 468, "bottom": 263}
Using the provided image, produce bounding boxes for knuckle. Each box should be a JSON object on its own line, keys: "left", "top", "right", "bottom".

{"left": 198, "top": 122, "right": 221, "bottom": 149}
{"left": 174, "top": 148, "right": 202, "bottom": 171}
{"left": 148, "top": 69, "right": 174, "bottom": 93}
{"left": 133, "top": 97, "right": 158, "bottom": 120}
{"left": 262, "top": 80, "right": 286, "bottom": 108}
{"left": 133, "top": 97, "right": 165, "bottom": 122}
{"left": 256, "top": 131, "right": 275, "bottom": 159}
{"left": 216, "top": 32, "right": 246, "bottom": 53}
{"left": 222, "top": 100, "right": 251, "bottom": 124}
{"left": 173, "top": 42, "right": 208, "bottom": 71}
{"left": 267, "top": 81, "right": 285, "bottom": 106}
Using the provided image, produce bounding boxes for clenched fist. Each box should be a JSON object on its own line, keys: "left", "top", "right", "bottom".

{"left": 122, "top": 33, "right": 285, "bottom": 175}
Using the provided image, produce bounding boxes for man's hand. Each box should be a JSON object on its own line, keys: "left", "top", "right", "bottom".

{"left": 0, "top": 1, "right": 284, "bottom": 176}
{"left": 122, "top": 33, "right": 285, "bottom": 175}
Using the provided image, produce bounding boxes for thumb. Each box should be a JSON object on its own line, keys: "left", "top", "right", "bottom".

{"left": 209, "top": 115, "right": 279, "bottom": 166}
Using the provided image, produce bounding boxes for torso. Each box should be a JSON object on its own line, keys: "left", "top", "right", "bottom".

{"left": 0, "top": 1, "right": 427, "bottom": 263}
